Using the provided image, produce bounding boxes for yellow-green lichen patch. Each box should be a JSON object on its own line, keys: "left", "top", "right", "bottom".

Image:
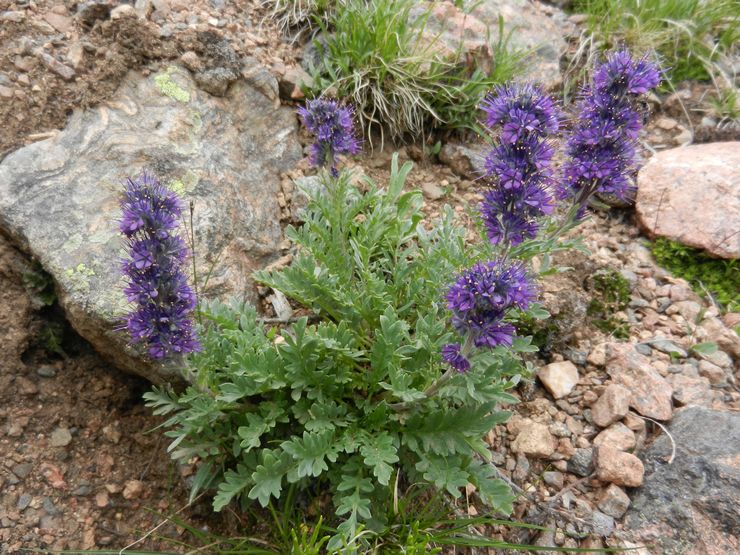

{"left": 167, "top": 170, "right": 199, "bottom": 196}
{"left": 65, "top": 263, "right": 96, "bottom": 294}
{"left": 154, "top": 67, "right": 190, "bottom": 103}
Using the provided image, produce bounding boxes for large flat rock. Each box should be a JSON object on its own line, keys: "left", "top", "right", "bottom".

{"left": 414, "top": 0, "right": 568, "bottom": 89}
{"left": 623, "top": 407, "right": 740, "bottom": 554}
{"left": 0, "top": 64, "right": 302, "bottom": 383}
{"left": 636, "top": 142, "right": 740, "bottom": 259}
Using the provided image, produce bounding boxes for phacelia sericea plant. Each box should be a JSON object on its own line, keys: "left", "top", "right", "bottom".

{"left": 297, "top": 98, "right": 361, "bottom": 177}
{"left": 135, "top": 49, "right": 660, "bottom": 552}
{"left": 119, "top": 173, "right": 200, "bottom": 359}
{"left": 561, "top": 50, "right": 661, "bottom": 209}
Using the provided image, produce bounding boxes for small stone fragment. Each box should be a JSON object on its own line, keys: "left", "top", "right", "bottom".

{"left": 421, "top": 182, "right": 445, "bottom": 201}
{"left": 122, "top": 479, "right": 145, "bottom": 500}
{"left": 594, "top": 445, "right": 644, "bottom": 487}
{"left": 567, "top": 448, "right": 594, "bottom": 477}
{"left": 543, "top": 470, "right": 564, "bottom": 489}
{"left": 50, "top": 427, "right": 73, "bottom": 447}
{"left": 36, "top": 365, "right": 57, "bottom": 378}
{"left": 511, "top": 420, "right": 556, "bottom": 459}
{"left": 95, "top": 491, "right": 110, "bottom": 507}
{"left": 591, "top": 383, "right": 631, "bottom": 428}
{"left": 101, "top": 423, "right": 122, "bottom": 444}
{"left": 593, "top": 422, "right": 636, "bottom": 451}
{"left": 278, "top": 66, "right": 314, "bottom": 100}
{"left": 667, "top": 374, "right": 713, "bottom": 406}
{"left": 591, "top": 511, "right": 616, "bottom": 537}
{"left": 16, "top": 376, "right": 39, "bottom": 395}
{"left": 538, "top": 361, "right": 579, "bottom": 399}
{"left": 650, "top": 339, "right": 688, "bottom": 358}
{"left": 698, "top": 360, "right": 727, "bottom": 385}
{"left": 17, "top": 494, "right": 32, "bottom": 510}
{"left": 598, "top": 483, "right": 631, "bottom": 518}
{"left": 35, "top": 50, "right": 76, "bottom": 81}
{"left": 606, "top": 343, "right": 674, "bottom": 420}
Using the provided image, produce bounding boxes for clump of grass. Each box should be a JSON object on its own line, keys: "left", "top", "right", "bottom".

{"left": 651, "top": 238, "right": 739, "bottom": 311}
{"left": 573, "top": 0, "right": 738, "bottom": 85}
{"left": 260, "top": 0, "right": 356, "bottom": 38}
{"left": 587, "top": 268, "right": 631, "bottom": 339}
{"left": 309, "top": 0, "right": 522, "bottom": 144}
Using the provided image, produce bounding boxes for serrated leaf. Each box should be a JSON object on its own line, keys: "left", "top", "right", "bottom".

{"left": 359, "top": 433, "right": 399, "bottom": 486}
{"left": 467, "top": 460, "right": 515, "bottom": 515}
{"left": 415, "top": 455, "right": 469, "bottom": 498}
{"left": 213, "top": 464, "right": 252, "bottom": 512}
{"left": 237, "top": 414, "right": 268, "bottom": 452}
{"left": 248, "top": 451, "right": 290, "bottom": 507}
{"left": 281, "top": 430, "right": 339, "bottom": 479}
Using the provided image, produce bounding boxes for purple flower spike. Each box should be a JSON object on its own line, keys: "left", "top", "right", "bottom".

{"left": 119, "top": 173, "right": 200, "bottom": 360}
{"left": 481, "top": 83, "right": 560, "bottom": 139}
{"left": 479, "top": 83, "right": 558, "bottom": 245}
{"left": 561, "top": 50, "right": 661, "bottom": 207}
{"left": 442, "top": 343, "right": 471, "bottom": 372}
{"left": 446, "top": 260, "right": 535, "bottom": 349}
{"left": 297, "top": 99, "right": 360, "bottom": 177}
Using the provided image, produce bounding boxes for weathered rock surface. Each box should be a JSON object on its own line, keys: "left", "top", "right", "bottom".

{"left": 0, "top": 65, "right": 302, "bottom": 383}
{"left": 623, "top": 407, "right": 740, "bottom": 554}
{"left": 605, "top": 343, "right": 673, "bottom": 420}
{"left": 594, "top": 445, "right": 644, "bottom": 487}
{"left": 511, "top": 419, "right": 556, "bottom": 458}
{"left": 636, "top": 142, "right": 740, "bottom": 259}
{"left": 412, "top": 0, "right": 568, "bottom": 88}
{"left": 590, "top": 383, "right": 631, "bottom": 428}
{"left": 538, "top": 360, "right": 579, "bottom": 399}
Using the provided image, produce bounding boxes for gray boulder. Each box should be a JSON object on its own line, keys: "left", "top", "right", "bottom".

{"left": 622, "top": 407, "right": 740, "bottom": 554}
{"left": 0, "top": 64, "right": 302, "bottom": 383}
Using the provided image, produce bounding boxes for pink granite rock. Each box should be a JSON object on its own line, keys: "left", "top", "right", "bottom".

{"left": 636, "top": 142, "right": 740, "bottom": 259}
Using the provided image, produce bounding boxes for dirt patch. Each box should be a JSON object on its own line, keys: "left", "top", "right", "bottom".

{"left": 0, "top": 2, "right": 180, "bottom": 158}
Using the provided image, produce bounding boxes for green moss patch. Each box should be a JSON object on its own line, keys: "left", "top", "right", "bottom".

{"left": 651, "top": 238, "right": 739, "bottom": 312}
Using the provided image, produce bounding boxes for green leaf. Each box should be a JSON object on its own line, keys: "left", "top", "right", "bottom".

{"left": 511, "top": 335, "right": 539, "bottom": 353}
{"left": 248, "top": 450, "right": 291, "bottom": 507}
{"left": 189, "top": 461, "right": 216, "bottom": 504}
{"left": 237, "top": 414, "right": 269, "bottom": 452}
{"left": 691, "top": 341, "right": 718, "bottom": 356}
{"left": 281, "top": 430, "right": 340, "bottom": 479}
{"left": 415, "top": 454, "right": 469, "bottom": 498}
{"left": 527, "top": 303, "right": 550, "bottom": 320}
{"left": 467, "top": 459, "right": 515, "bottom": 515}
{"left": 359, "top": 432, "right": 399, "bottom": 485}
{"left": 213, "top": 464, "right": 252, "bottom": 512}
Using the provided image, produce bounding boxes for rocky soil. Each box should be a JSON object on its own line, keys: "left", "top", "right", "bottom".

{"left": 1, "top": 0, "right": 738, "bottom": 553}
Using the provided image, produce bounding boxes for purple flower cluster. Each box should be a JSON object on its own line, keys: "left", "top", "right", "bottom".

{"left": 561, "top": 50, "right": 660, "bottom": 207}
{"left": 479, "top": 84, "right": 559, "bottom": 245}
{"left": 443, "top": 259, "right": 535, "bottom": 371}
{"left": 120, "top": 173, "right": 200, "bottom": 360}
{"left": 297, "top": 99, "right": 360, "bottom": 177}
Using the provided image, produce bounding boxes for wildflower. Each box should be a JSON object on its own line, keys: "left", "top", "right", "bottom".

{"left": 481, "top": 83, "right": 560, "bottom": 140}
{"left": 120, "top": 173, "right": 200, "bottom": 359}
{"left": 561, "top": 50, "right": 660, "bottom": 208}
{"left": 480, "top": 84, "right": 559, "bottom": 245}
{"left": 297, "top": 99, "right": 360, "bottom": 177}
{"left": 446, "top": 260, "right": 535, "bottom": 349}
{"left": 442, "top": 343, "right": 471, "bottom": 372}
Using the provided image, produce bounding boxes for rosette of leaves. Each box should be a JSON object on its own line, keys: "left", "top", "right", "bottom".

{"left": 145, "top": 156, "right": 540, "bottom": 550}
